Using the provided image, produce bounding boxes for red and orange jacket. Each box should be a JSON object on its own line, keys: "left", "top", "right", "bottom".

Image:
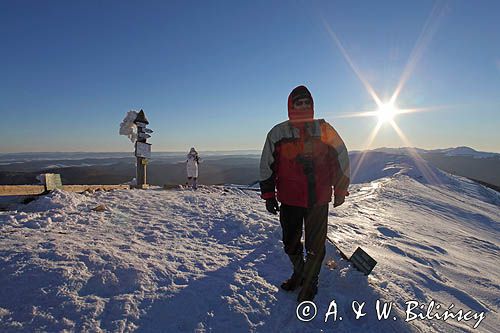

{"left": 259, "top": 95, "right": 350, "bottom": 208}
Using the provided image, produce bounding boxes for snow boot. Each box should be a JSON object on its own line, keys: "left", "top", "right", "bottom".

{"left": 281, "top": 254, "right": 304, "bottom": 291}
{"left": 297, "top": 250, "right": 323, "bottom": 301}
{"left": 281, "top": 271, "right": 303, "bottom": 291}
{"left": 297, "top": 280, "right": 318, "bottom": 302}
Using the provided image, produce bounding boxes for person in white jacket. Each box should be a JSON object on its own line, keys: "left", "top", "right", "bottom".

{"left": 186, "top": 147, "right": 200, "bottom": 189}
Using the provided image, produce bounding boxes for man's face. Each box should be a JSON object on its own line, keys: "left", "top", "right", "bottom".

{"left": 293, "top": 98, "right": 312, "bottom": 110}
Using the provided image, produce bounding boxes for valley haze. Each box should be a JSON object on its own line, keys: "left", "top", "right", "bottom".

{"left": 1, "top": 147, "right": 499, "bottom": 189}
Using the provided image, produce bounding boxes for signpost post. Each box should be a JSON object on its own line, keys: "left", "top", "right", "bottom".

{"left": 133, "top": 110, "right": 153, "bottom": 189}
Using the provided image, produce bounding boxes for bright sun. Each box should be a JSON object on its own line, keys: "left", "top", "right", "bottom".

{"left": 377, "top": 102, "right": 398, "bottom": 123}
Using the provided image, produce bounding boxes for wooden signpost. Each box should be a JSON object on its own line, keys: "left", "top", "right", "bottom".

{"left": 133, "top": 110, "right": 153, "bottom": 189}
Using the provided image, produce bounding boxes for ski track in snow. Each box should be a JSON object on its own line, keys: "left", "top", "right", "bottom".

{"left": 0, "top": 162, "right": 499, "bottom": 332}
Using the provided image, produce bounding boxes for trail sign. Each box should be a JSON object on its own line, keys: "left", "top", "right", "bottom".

{"left": 135, "top": 142, "right": 151, "bottom": 158}
{"left": 134, "top": 110, "right": 149, "bottom": 125}
{"left": 44, "top": 173, "right": 63, "bottom": 191}
{"left": 137, "top": 133, "right": 151, "bottom": 140}
{"left": 130, "top": 109, "right": 152, "bottom": 188}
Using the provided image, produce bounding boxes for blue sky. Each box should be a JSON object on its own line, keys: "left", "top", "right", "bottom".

{"left": 1, "top": 0, "right": 499, "bottom": 153}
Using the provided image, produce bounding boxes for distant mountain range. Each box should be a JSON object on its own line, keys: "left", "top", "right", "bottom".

{"left": 0, "top": 147, "right": 498, "bottom": 189}
{"left": 370, "top": 146, "right": 500, "bottom": 159}
{"left": 365, "top": 147, "right": 500, "bottom": 189}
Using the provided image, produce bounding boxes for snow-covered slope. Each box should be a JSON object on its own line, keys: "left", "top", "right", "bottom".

{"left": 0, "top": 154, "right": 499, "bottom": 332}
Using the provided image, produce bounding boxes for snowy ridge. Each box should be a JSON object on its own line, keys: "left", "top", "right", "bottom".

{"left": 0, "top": 155, "right": 499, "bottom": 332}
{"left": 370, "top": 146, "right": 500, "bottom": 159}
{"left": 439, "top": 146, "right": 498, "bottom": 159}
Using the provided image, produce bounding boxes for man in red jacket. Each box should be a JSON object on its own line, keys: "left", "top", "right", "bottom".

{"left": 260, "top": 85, "right": 350, "bottom": 302}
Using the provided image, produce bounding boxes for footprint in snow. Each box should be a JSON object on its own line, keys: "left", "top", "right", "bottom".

{"left": 377, "top": 226, "right": 401, "bottom": 238}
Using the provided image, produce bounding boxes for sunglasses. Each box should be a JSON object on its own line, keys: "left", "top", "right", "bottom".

{"left": 293, "top": 99, "right": 312, "bottom": 107}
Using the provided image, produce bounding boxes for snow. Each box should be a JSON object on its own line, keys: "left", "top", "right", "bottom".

{"left": 41, "top": 163, "right": 109, "bottom": 169}
{"left": 371, "top": 146, "right": 499, "bottom": 159}
{"left": 119, "top": 110, "right": 139, "bottom": 143}
{"left": 1, "top": 154, "right": 499, "bottom": 332}
{"left": 440, "top": 146, "right": 498, "bottom": 159}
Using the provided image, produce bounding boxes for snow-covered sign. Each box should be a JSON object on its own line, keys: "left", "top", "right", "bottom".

{"left": 144, "top": 128, "right": 154, "bottom": 134}
{"left": 119, "top": 111, "right": 138, "bottom": 143}
{"left": 135, "top": 122, "right": 148, "bottom": 128}
{"left": 44, "top": 173, "right": 63, "bottom": 191}
{"left": 137, "top": 133, "right": 151, "bottom": 140}
{"left": 135, "top": 142, "right": 151, "bottom": 158}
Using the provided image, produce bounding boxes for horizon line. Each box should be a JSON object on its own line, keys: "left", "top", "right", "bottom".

{"left": 1, "top": 146, "right": 499, "bottom": 155}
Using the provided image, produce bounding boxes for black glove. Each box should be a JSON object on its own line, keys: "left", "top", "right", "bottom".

{"left": 265, "top": 198, "right": 280, "bottom": 215}
{"left": 333, "top": 195, "right": 345, "bottom": 207}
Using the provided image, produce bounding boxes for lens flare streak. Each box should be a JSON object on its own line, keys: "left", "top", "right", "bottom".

{"left": 390, "top": 1, "right": 448, "bottom": 105}
{"left": 389, "top": 120, "right": 441, "bottom": 184}
{"left": 322, "top": 19, "right": 383, "bottom": 107}
{"left": 320, "top": 3, "right": 448, "bottom": 185}
{"left": 351, "top": 121, "right": 382, "bottom": 182}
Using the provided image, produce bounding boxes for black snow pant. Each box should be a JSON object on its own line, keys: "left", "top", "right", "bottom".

{"left": 279, "top": 204, "right": 328, "bottom": 287}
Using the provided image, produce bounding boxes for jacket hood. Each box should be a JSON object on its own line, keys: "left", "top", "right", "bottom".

{"left": 288, "top": 85, "right": 314, "bottom": 122}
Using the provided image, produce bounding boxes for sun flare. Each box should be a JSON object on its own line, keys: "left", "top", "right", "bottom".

{"left": 321, "top": 3, "right": 448, "bottom": 185}
{"left": 377, "top": 102, "right": 398, "bottom": 123}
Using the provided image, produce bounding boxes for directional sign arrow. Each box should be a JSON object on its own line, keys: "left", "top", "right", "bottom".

{"left": 144, "top": 128, "right": 154, "bottom": 133}
{"left": 134, "top": 110, "right": 149, "bottom": 125}
{"left": 137, "top": 133, "right": 151, "bottom": 139}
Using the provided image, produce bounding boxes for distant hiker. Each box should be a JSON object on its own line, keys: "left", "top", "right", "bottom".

{"left": 186, "top": 147, "right": 200, "bottom": 190}
{"left": 259, "top": 85, "right": 350, "bottom": 302}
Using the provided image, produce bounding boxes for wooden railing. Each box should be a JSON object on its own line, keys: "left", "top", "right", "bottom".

{"left": 0, "top": 184, "right": 130, "bottom": 196}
